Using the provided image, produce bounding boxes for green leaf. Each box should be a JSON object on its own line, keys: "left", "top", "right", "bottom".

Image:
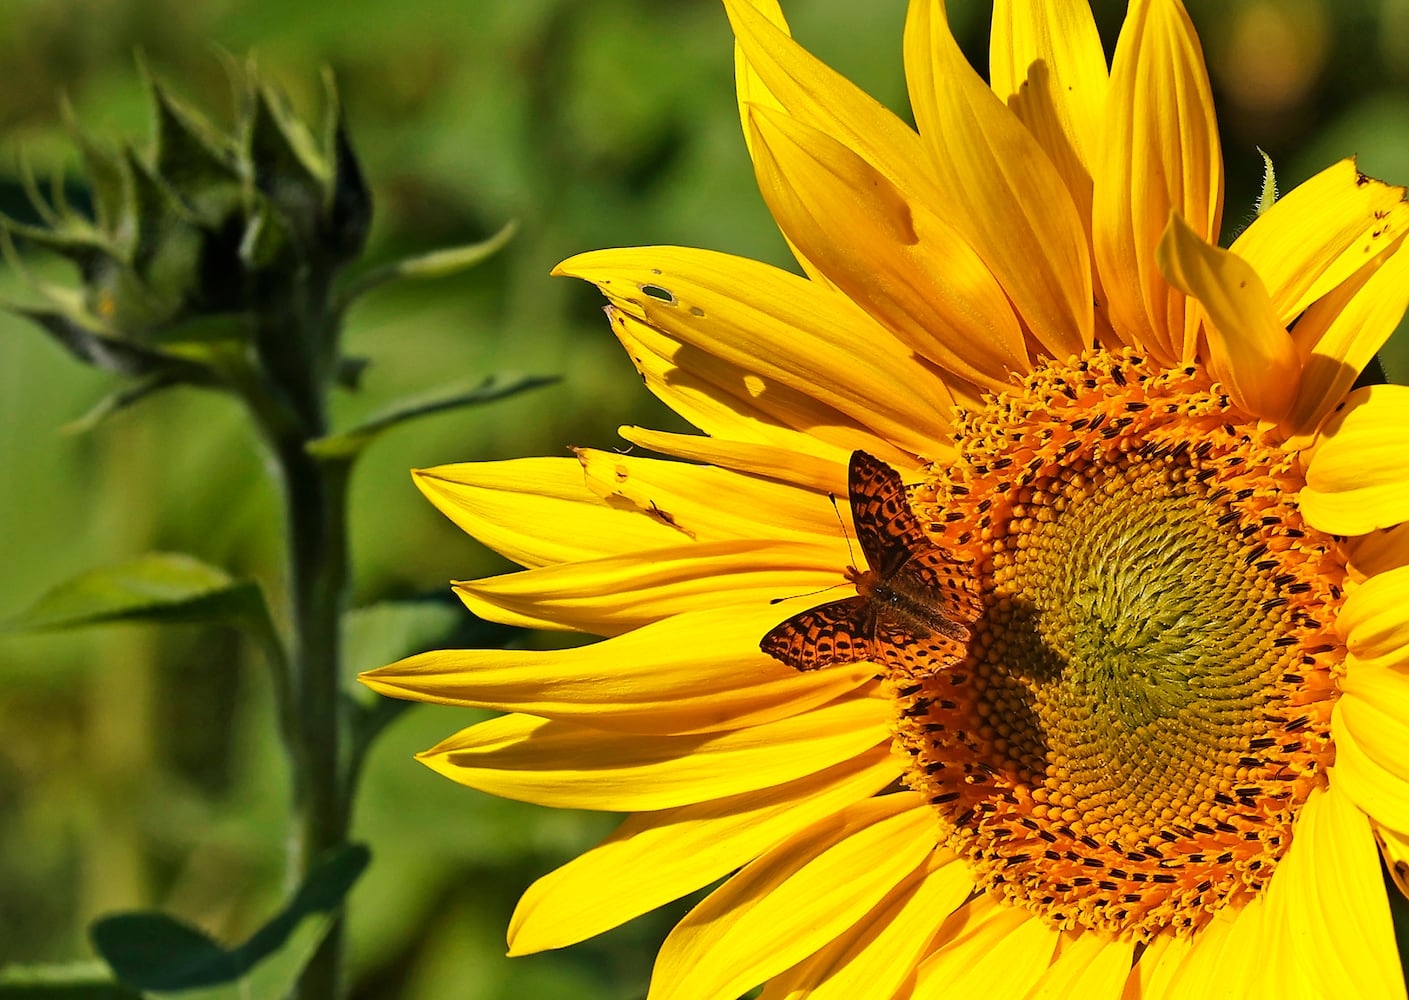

{"left": 2, "top": 302, "right": 209, "bottom": 380}
{"left": 335, "top": 219, "right": 517, "bottom": 308}
{"left": 91, "top": 843, "right": 371, "bottom": 992}
{"left": 306, "top": 372, "right": 559, "bottom": 462}
{"left": 0, "top": 963, "right": 143, "bottom": 999}
{"left": 91, "top": 916, "right": 232, "bottom": 992}
{"left": 59, "top": 373, "right": 182, "bottom": 435}
{"left": 4, "top": 552, "right": 268, "bottom": 634}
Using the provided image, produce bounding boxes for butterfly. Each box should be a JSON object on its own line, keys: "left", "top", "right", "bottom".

{"left": 760, "top": 450, "right": 970, "bottom": 671}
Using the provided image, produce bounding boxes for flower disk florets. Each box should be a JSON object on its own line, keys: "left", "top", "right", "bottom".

{"left": 891, "top": 349, "right": 1343, "bottom": 939}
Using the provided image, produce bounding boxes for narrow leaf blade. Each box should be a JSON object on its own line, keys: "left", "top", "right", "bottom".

{"left": 307, "top": 373, "right": 559, "bottom": 461}
{"left": 5, "top": 552, "right": 262, "bottom": 633}
{"left": 336, "top": 219, "right": 517, "bottom": 307}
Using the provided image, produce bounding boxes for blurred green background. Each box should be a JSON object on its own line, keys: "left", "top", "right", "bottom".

{"left": 1, "top": 1, "right": 1407, "bottom": 997}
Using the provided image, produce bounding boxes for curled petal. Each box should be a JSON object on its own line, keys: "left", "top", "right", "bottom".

{"left": 1337, "top": 563, "right": 1409, "bottom": 663}
{"left": 413, "top": 458, "right": 677, "bottom": 568}
{"left": 1332, "top": 700, "right": 1409, "bottom": 832}
{"left": 1156, "top": 212, "right": 1299, "bottom": 421}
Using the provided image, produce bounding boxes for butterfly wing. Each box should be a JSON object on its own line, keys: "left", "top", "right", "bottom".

{"left": 760, "top": 596, "right": 876, "bottom": 671}
{"left": 848, "top": 451, "right": 932, "bottom": 578}
{"left": 873, "top": 616, "right": 967, "bottom": 674}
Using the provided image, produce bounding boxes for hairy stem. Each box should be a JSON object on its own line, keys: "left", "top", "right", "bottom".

{"left": 273, "top": 428, "right": 351, "bottom": 1000}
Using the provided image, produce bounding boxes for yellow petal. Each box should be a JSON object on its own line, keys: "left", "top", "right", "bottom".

{"left": 1338, "top": 669, "right": 1409, "bottom": 784}
{"left": 1157, "top": 912, "right": 1233, "bottom": 1000}
{"left": 1022, "top": 930, "right": 1133, "bottom": 999}
{"left": 507, "top": 746, "right": 898, "bottom": 955}
{"left": 556, "top": 247, "right": 957, "bottom": 458}
{"left": 1231, "top": 159, "right": 1409, "bottom": 322}
{"left": 760, "top": 850, "right": 972, "bottom": 1000}
{"left": 1337, "top": 564, "right": 1409, "bottom": 664}
{"left": 722, "top": 0, "right": 941, "bottom": 209}
{"left": 1262, "top": 780, "right": 1406, "bottom": 1000}
{"left": 619, "top": 428, "right": 858, "bottom": 495}
{"left": 1376, "top": 825, "right": 1409, "bottom": 896}
{"left": 1156, "top": 212, "right": 1299, "bottom": 421}
{"left": 455, "top": 537, "right": 842, "bottom": 635}
{"left": 904, "top": 0, "right": 1093, "bottom": 359}
{"left": 364, "top": 603, "right": 873, "bottom": 735}
{"left": 744, "top": 102, "right": 1027, "bottom": 389}
{"left": 990, "top": 0, "right": 1108, "bottom": 230}
{"left": 1162, "top": 896, "right": 1267, "bottom": 1000}
{"left": 413, "top": 458, "right": 685, "bottom": 569}
{"left": 1094, "top": 0, "right": 1223, "bottom": 362}
{"left": 1301, "top": 385, "right": 1409, "bottom": 535}
{"left": 1331, "top": 700, "right": 1409, "bottom": 832}
{"left": 613, "top": 307, "right": 921, "bottom": 461}
{"left": 648, "top": 794, "right": 938, "bottom": 1000}
{"left": 1127, "top": 931, "right": 1194, "bottom": 999}
{"left": 1283, "top": 238, "right": 1409, "bottom": 442}
{"left": 1346, "top": 522, "right": 1409, "bottom": 588}
{"left": 573, "top": 448, "right": 844, "bottom": 548}
{"left": 417, "top": 696, "right": 893, "bottom": 811}
{"left": 911, "top": 893, "right": 1060, "bottom": 995}
{"left": 730, "top": 0, "right": 839, "bottom": 291}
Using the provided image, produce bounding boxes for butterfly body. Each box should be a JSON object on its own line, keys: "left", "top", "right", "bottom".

{"left": 849, "top": 564, "right": 968, "bottom": 644}
{"left": 761, "top": 451, "right": 970, "bottom": 671}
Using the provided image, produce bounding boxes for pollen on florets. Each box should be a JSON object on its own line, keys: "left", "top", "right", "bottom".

{"left": 888, "top": 348, "right": 1343, "bottom": 939}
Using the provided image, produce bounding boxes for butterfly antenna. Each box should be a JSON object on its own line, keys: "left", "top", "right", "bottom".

{"left": 828, "top": 492, "right": 859, "bottom": 567}
{"left": 769, "top": 580, "right": 850, "bottom": 605}
{"left": 767, "top": 490, "right": 858, "bottom": 605}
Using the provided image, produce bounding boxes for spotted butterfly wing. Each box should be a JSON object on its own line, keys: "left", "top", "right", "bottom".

{"left": 847, "top": 451, "right": 932, "bottom": 579}
{"left": 759, "top": 595, "right": 875, "bottom": 671}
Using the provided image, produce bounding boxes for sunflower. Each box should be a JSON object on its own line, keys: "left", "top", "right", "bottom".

{"left": 361, "top": 0, "right": 1409, "bottom": 995}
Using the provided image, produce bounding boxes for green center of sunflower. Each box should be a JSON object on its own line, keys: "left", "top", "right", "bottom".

{"left": 891, "top": 349, "right": 1343, "bottom": 939}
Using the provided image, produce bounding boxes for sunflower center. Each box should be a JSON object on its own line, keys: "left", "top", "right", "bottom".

{"left": 891, "top": 349, "right": 1343, "bottom": 939}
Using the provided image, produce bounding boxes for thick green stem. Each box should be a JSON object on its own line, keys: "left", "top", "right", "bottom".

{"left": 273, "top": 431, "right": 352, "bottom": 1000}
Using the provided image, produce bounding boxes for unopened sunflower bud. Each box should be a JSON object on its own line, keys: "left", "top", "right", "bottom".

{"left": 3, "top": 57, "right": 371, "bottom": 431}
